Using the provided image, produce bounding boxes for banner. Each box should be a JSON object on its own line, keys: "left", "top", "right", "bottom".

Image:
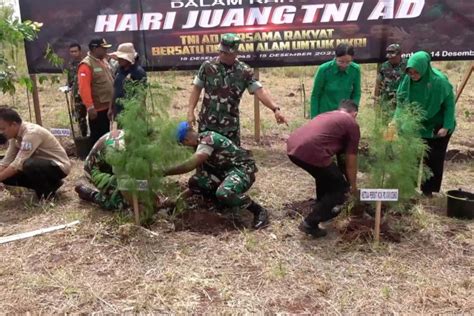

{"left": 19, "top": 0, "right": 474, "bottom": 73}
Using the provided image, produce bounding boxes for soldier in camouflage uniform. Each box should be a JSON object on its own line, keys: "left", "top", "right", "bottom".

{"left": 75, "top": 130, "right": 126, "bottom": 210}
{"left": 187, "top": 33, "right": 287, "bottom": 146}
{"left": 375, "top": 44, "right": 407, "bottom": 108}
{"left": 67, "top": 43, "right": 88, "bottom": 137}
{"left": 165, "top": 122, "right": 269, "bottom": 229}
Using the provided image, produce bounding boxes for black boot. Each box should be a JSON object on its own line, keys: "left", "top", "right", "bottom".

{"left": 75, "top": 184, "right": 98, "bottom": 203}
{"left": 247, "top": 201, "right": 269, "bottom": 229}
{"left": 298, "top": 220, "right": 327, "bottom": 238}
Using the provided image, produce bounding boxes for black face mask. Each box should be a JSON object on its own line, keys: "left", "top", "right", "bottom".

{"left": 0, "top": 133, "right": 7, "bottom": 145}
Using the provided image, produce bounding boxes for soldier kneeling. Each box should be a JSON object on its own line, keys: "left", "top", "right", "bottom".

{"left": 164, "top": 122, "right": 269, "bottom": 229}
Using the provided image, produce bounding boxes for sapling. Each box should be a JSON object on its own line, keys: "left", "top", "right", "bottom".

{"left": 361, "top": 100, "right": 430, "bottom": 210}
{"left": 106, "top": 80, "right": 191, "bottom": 225}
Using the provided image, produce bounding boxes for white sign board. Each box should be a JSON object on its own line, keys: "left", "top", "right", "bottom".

{"left": 50, "top": 128, "right": 71, "bottom": 137}
{"left": 118, "top": 179, "right": 149, "bottom": 191}
{"left": 360, "top": 189, "right": 399, "bottom": 202}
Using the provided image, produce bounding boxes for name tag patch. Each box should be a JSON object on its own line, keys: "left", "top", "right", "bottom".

{"left": 20, "top": 141, "right": 33, "bottom": 151}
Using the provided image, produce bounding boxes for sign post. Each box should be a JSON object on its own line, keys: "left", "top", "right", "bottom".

{"left": 360, "top": 188, "right": 399, "bottom": 242}
{"left": 254, "top": 68, "right": 260, "bottom": 143}
{"left": 118, "top": 179, "right": 149, "bottom": 225}
{"left": 455, "top": 62, "right": 473, "bottom": 104}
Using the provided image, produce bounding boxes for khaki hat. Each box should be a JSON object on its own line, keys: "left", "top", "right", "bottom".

{"left": 110, "top": 43, "right": 137, "bottom": 64}
{"left": 219, "top": 33, "right": 241, "bottom": 53}
{"left": 386, "top": 44, "right": 402, "bottom": 58}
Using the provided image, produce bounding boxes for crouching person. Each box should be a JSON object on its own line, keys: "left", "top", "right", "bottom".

{"left": 164, "top": 122, "right": 269, "bottom": 229}
{"left": 287, "top": 100, "right": 360, "bottom": 237}
{"left": 0, "top": 107, "right": 71, "bottom": 199}
{"left": 75, "top": 129, "right": 127, "bottom": 210}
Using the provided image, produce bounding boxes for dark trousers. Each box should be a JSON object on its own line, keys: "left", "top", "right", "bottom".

{"left": 89, "top": 110, "right": 110, "bottom": 147}
{"left": 2, "top": 158, "right": 66, "bottom": 199}
{"left": 421, "top": 133, "right": 452, "bottom": 194}
{"left": 289, "top": 155, "right": 349, "bottom": 226}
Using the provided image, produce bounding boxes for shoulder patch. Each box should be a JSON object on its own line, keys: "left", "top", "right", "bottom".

{"left": 20, "top": 141, "right": 33, "bottom": 151}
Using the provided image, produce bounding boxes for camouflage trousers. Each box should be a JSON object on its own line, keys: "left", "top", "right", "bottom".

{"left": 89, "top": 169, "right": 126, "bottom": 211}
{"left": 74, "top": 102, "right": 88, "bottom": 137}
{"left": 188, "top": 166, "right": 255, "bottom": 208}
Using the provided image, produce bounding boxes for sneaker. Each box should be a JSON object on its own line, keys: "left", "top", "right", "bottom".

{"left": 75, "top": 184, "right": 98, "bottom": 202}
{"left": 247, "top": 201, "right": 270, "bottom": 229}
{"left": 298, "top": 221, "right": 327, "bottom": 238}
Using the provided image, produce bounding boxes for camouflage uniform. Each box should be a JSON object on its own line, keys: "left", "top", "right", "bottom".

{"left": 193, "top": 58, "right": 262, "bottom": 146}
{"left": 67, "top": 60, "right": 88, "bottom": 137}
{"left": 377, "top": 58, "right": 407, "bottom": 102}
{"left": 189, "top": 131, "right": 257, "bottom": 208}
{"left": 84, "top": 130, "right": 126, "bottom": 210}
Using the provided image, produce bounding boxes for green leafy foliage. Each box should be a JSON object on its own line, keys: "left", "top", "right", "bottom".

{"left": 0, "top": 5, "right": 41, "bottom": 95}
{"left": 0, "top": 4, "right": 64, "bottom": 97}
{"left": 106, "top": 80, "right": 191, "bottom": 225}
{"left": 360, "top": 101, "right": 430, "bottom": 209}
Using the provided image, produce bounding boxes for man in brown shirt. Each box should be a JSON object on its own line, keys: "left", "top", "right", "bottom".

{"left": 0, "top": 107, "right": 71, "bottom": 199}
{"left": 287, "top": 100, "right": 360, "bottom": 237}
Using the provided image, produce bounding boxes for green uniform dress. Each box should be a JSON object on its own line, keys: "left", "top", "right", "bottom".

{"left": 193, "top": 58, "right": 262, "bottom": 146}
{"left": 189, "top": 131, "right": 257, "bottom": 208}
{"left": 310, "top": 59, "right": 361, "bottom": 118}
{"left": 396, "top": 51, "right": 456, "bottom": 194}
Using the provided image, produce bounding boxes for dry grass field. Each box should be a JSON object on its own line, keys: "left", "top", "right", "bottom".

{"left": 0, "top": 61, "right": 472, "bottom": 313}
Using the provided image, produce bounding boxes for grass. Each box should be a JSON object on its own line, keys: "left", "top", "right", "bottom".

{"left": 0, "top": 62, "right": 473, "bottom": 313}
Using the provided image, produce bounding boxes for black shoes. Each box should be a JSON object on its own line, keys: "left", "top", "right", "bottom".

{"left": 298, "top": 221, "right": 327, "bottom": 238}
{"left": 75, "top": 184, "right": 98, "bottom": 203}
{"left": 247, "top": 201, "right": 269, "bottom": 230}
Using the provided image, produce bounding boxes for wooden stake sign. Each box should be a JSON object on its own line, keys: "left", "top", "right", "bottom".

{"left": 360, "top": 189, "right": 399, "bottom": 242}
{"left": 118, "top": 179, "right": 149, "bottom": 225}
{"left": 254, "top": 68, "right": 261, "bottom": 143}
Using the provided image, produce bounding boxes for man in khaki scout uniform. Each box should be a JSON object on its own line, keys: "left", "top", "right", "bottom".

{"left": 0, "top": 107, "right": 71, "bottom": 200}
{"left": 78, "top": 38, "right": 114, "bottom": 146}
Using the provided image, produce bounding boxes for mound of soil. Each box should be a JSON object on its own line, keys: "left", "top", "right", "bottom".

{"left": 172, "top": 196, "right": 250, "bottom": 235}
{"left": 338, "top": 217, "right": 401, "bottom": 243}
{"left": 174, "top": 209, "right": 244, "bottom": 235}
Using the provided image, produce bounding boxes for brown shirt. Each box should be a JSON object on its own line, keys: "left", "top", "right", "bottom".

{"left": 0, "top": 122, "right": 71, "bottom": 174}
{"left": 287, "top": 110, "right": 360, "bottom": 167}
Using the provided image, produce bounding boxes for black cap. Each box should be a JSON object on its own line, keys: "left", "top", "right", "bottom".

{"left": 88, "top": 38, "right": 112, "bottom": 50}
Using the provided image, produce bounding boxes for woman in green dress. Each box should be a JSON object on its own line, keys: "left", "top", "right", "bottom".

{"left": 396, "top": 51, "right": 456, "bottom": 197}
{"left": 310, "top": 43, "right": 361, "bottom": 118}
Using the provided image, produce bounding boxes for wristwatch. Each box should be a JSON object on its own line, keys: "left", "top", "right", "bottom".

{"left": 273, "top": 107, "right": 280, "bottom": 113}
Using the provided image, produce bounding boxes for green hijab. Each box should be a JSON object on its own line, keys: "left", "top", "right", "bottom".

{"left": 397, "top": 51, "right": 452, "bottom": 121}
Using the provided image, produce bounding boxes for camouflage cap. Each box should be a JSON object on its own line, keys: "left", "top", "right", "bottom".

{"left": 386, "top": 44, "right": 402, "bottom": 58}
{"left": 219, "top": 33, "right": 241, "bottom": 54}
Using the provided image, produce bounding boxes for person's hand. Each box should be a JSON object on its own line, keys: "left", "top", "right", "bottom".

{"left": 274, "top": 109, "right": 288, "bottom": 126}
{"left": 437, "top": 128, "right": 448, "bottom": 138}
{"left": 107, "top": 107, "right": 114, "bottom": 121}
{"left": 187, "top": 110, "right": 196, "bottom": 126}
{"left": 88, "top": 107, "right": 98, "bottom": 120}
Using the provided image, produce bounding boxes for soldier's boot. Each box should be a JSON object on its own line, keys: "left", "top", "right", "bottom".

{"left": 247, "top": 201, "right": 269, "bottom": 230}
{"left": 75, "top": 184, "right": 99, "bottom": 203}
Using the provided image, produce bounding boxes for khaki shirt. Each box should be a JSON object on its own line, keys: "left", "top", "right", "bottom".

{"left": 0, "top": 122, "right": 71, "bottom": 174}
